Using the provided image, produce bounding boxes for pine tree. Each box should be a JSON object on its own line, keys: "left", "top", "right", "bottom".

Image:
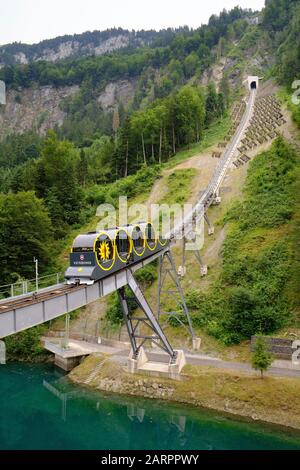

{"left": 77, "top": 149, "right": 88, "bottom": 187}
{"left": 251, "top": 336, "right": 273, "bottom": 378}
{"left": 112, "top": 107, "right": 120, "bottom": 135}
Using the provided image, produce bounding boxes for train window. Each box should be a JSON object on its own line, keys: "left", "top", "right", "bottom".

{"left": 159, "top": 235, "right": 168, "bottom": 246}
{"left": 132, "top": 226, "right": 145, "bottom": 255}
{"left": 145, "top": 223, "right": 157, "bottom": 250}
{"left": 116, "top": 229, "right": 131, "bottom": 262}
{"left": 95, "top": 234, "right": 114, "bottom": 269}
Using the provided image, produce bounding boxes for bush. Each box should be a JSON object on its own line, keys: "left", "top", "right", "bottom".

{"left": 135, "top": 264, "right": 157, "bottom": 286}
{"left": 106, "top": 288, "right": 138, "bottom": 326}
{"left": 203, "top": 139, "right": 298, "bottom": 344}
{"left": 84, "top": 165, "right": 161, "bottom": 208}
{"left": 5, "top": 325, "right": 49, "bottom": 361}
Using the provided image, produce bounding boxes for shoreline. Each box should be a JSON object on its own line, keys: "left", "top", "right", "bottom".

{"left": 69, "top": 379, "right": 300, "bottom": 440}
{"left": 68, "top": 354, "right": 300, "bottom": 432}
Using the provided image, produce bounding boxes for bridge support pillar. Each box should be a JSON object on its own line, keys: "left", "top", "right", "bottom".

{"left": 118, "top": 270, "right": 176, "bottom": 362}
{"left": 192, "top": 337, "right": 201, "bottom": 351}
{"left": 0, "top": 339, "right": 6, "bottom": 365}
{"left": 178, "top": 237, "right": 207, "bottom": 278}
{"left": 61, "top": 313, "right": 70, "bottom": 350}
{"left": 212, "top": 188, "right": 222, "bottom": 205}
{"left": 158, "top": 250, "right": 201, "bottom": 351}
{"left": 127, "top": 347, "right": 148, "bottom": 374}
{"left": 204, "top": 213, "right": 215, "bottom": 235}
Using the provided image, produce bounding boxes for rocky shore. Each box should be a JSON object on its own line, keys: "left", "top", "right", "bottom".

{"left": 69, "top": 353, "right": 300, "bottom": 432}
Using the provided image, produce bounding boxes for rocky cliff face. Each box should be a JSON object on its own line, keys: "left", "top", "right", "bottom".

{"left": 14, "top": 35, "right": 132, "bottom": 64}
{"left": 97, "top": 79, "right": 136, "bottom": 110}
{"left": 0, "top": 78, "right": 137, "bottom": 137}
{"left": 0, "top": 29, "right": 155, "bottom": 67}
{"left": 0, "top": 85, "right": 79, "bottom": 137}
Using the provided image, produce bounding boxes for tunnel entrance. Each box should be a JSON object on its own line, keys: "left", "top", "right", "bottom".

{"left": 250, "top": 81, "right": 257, "bottom": 89}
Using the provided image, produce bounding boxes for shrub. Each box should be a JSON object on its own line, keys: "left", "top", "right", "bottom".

{"left": 5, "top": 325, "right": 49, "bottom": 361}
{"left": 106, "top": 288, "right": 138, "bottom": 326}
{"left": 204, "top": 139, "right": 298, "bottom": 344}
{"left": 135, "top": 265, "right": 157, "bottom": 286}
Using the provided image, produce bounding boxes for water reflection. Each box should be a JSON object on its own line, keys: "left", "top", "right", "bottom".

{"left": 1, "top": 364, "right": 300, "bottom": 450}
{"left": 43, "top": 377, "right": 191, "bottom": 449}
{"left": 41, "top": 372, "right": 300, "bottom": 451}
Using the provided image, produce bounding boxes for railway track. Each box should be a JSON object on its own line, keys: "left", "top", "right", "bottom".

{"left": 0, "top": 85, "right": 257, "bottom": 328}
{"left": 0, "top": 284, "right": 84, "bottom": 314}
{"left": 169, "top": 88, "right": 256, "bottom": 239}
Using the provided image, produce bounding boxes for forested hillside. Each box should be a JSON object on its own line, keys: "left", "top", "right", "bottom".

{"left": 0, "top": 6, "right": 254, "bottom": 145}
{"left": 0, "top": 27, "right": 204, "bottom": 67}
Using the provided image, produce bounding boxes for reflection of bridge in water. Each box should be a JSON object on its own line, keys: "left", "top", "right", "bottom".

{"left": 42, "top": 377, "right": 196, "bottom": 449}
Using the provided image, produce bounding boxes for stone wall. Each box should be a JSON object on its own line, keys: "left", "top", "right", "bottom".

{"left": 251, "top": 336, "right": 296, "bottom": 360}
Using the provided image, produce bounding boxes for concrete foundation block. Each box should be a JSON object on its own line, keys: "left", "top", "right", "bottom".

{"left": 192, "top": 337, "right": 201, "bottom": 351}
{"left": 54, "top": 354, "right": 81, "bottom": 372}
{"left": 128, "top": 347, "right": 148, "bottom": 374}
{"left": 212, "top": 197, "right": 222, "bottom": 205}
{"left": 169, "top": 350, "right": 186, "bottom": 378}
{"left": 200, "top": 265, "right": 208, "bottom": 277}
{"left": 208, "top": 227, "right": 215, "bottom": 236}
{"left": 177, "top": 266, "right": 186, "bottom": 277}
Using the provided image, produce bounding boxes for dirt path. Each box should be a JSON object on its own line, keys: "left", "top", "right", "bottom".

{"left": 62, "top": 85, "right": 294, "bottom": 343}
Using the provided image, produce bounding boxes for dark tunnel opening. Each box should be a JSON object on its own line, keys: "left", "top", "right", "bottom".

{"left": 250, "top": 81, "right": 257, "bottom": 89}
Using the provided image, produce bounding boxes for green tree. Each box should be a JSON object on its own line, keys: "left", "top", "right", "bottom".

{"left": 205, "top": 82, "right": 219, "bottom": 125}
{"left": 167, "top": 59, "right": 184, "bottom": 85}
{"left": 0, "top": 191, "right": 53, "bottom": 284}
{"left": 85, "top": 135, "right": 114, "bottom": 183}
{"left": 220, "top": 74, "right": 230, "bottom": 108}
{"left": 174, "top": 85, "right": 205, "bottom": 146}
{"left": 184, "top": 52, "right": 200, "bottom": 78}
{"left": 10, "top": 159, "right": 37, "bottom": 193}
{"left": 5, "top": 325, "right": 48, "bottom": 361}
{"left": 251, "top": 336, "right": 273, "bottom": 378}
{"left": 113, "top": 117, "right": 129, "bottom": 178}
{"left": 36, "top": 131, "right": 83, "bottom": 228}
{"left": 77, "top": 149, "right": 88, "bottom": 187}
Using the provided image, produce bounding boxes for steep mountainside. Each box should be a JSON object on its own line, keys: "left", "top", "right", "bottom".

{"left": 0, "top": 10, "right": 266, "bottom": 141}
{"left": 0, "top": 28, "right": 176, "bottom": 67}
{"left": 1, "top": 0, "right": 300, "bottom": 360}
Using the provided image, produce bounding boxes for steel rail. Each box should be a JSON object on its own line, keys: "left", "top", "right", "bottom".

{"left": 0, "top": 89, "right": 257, "bottom": 338}
{"left": 168, "top": 88, "right": 257, "bottom": 239}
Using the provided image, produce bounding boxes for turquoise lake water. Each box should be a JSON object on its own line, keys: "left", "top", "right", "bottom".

{"left": 0, "top": 363, "right": 300, "bottom": 450}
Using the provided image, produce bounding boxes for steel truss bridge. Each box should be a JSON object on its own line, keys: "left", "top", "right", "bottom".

{"left": 0, "top": 80, "right": 260, "bottom": 362}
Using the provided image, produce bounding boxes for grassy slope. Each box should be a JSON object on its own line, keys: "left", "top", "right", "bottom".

{"left": 169, "top": 138, "right": 300, "bottom": 346}
{"left": 131, "top": 98, "right": 300, "bottom": 359}
{"left": 31, "top": 117, "right": 229, "bottom": 343}
{"left": 164, "top": 116, "right": 231, "bottom": 169}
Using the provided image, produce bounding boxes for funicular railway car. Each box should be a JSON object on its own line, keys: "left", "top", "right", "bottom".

{"left": 65, "top": 222, "right": 168, "bottom": 285}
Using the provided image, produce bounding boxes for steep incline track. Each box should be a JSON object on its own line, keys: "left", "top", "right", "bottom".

{"left": 0, "top": 88, "right": 257, "bottom": 338}
{"left": 170, "top": 88, "right": 256, "bottom": 238}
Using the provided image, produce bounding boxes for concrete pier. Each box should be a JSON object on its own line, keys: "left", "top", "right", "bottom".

{"left": 43, "top": 338, "right": 127, "bottom": 371}
{"left": 127, "top": 347, "right": 186, "bottom": 379}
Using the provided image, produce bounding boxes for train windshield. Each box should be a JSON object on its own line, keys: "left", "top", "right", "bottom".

{"left": 73, "top": 247, "right": 93, "bottom": 253}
